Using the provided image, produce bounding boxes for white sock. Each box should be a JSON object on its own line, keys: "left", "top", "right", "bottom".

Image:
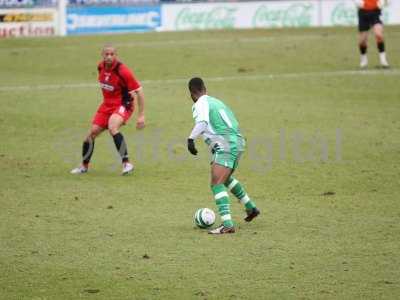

{"left": 379, "top": 52, "right": 389, "bottom": 66}
{"left": 360, "top": 54, "right": 368, "bottom": 67}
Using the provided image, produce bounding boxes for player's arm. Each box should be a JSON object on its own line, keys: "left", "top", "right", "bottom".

{"left": 121, "top": 65, "right": 145, "bottom": 130}
{"left": 353, "top": 0, "right": 363, "bottom": 8}
{"left": 129, "top": 87, "right": 145, "bottom": 129}
{"left": 378, "top": 0, "right": 389, "bottom": 8}
{"left": 187, "top": 121, "right": 207, "bottom": 155}
{"left": 187, "top": 100, "right": 209, "bottom": 156}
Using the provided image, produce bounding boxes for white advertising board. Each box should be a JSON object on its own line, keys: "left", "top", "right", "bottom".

{"left": 160, "top": 1, "right": 320, "bottom": 31}
{"left": 160, "top": 0, "right": 400, "bottom": 32}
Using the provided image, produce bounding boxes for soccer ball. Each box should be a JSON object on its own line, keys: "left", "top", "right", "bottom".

{"left": 194, "top": 208, "right": 216, "bottom": 228}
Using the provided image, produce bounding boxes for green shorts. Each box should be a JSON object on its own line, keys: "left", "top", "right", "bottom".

{"left": 212, "top": 151, "right": 243, "bottom": 170}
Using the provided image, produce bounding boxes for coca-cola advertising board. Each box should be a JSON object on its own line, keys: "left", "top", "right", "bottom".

{"left": 160, "top": 1, "right": 319, "bottom": 31}
{"left": 160, "top": 0, "right": 399, "bottom": 32}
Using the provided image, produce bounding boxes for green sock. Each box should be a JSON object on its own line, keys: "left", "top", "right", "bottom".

{"left": 211, "top": 184, "right": 234, "bottom": 228}
{"left": 225, "top": 177, "right": 257, "bottom": 210}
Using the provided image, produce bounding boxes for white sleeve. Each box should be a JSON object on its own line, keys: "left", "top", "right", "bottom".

{"left": 192, "top": 100, "right": 209, "bottom": 124}
{"left": 189, "top": 121, "right": 207, "bottom": 140}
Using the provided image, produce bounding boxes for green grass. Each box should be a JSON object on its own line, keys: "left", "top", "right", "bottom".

{"left": 0, "top": 26, "right": 400, "bottom": 299}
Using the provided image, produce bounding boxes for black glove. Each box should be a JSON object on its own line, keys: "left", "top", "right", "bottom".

{"left": 187, "top": 138, "right": 198, "bottom": 155}
{"left": 211, "top": 143, "right": 221, "bottom": 154}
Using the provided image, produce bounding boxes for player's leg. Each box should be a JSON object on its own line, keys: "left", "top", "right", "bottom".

{"left": 373, "top": 23, "right": 389, "bottom": 67}
{"left": 108, "top": 112, "right": 133, "bottom": 175}
{"left": 358, "top": 31, "right": 369, "bottom": 68}
{"left": 208, "top": 162, "right": 236, "bottom": 234}
{"left": 358, "top": 9, "right": 370, "bottom": 68}
{"left": 224, "top": 176, "right": 260, "bottom": 222}
{"left": 83, "top": 124, "right": 104, "bottom": 165}
{"left": 71, "top": 124, "right": 105, "bottom": 174}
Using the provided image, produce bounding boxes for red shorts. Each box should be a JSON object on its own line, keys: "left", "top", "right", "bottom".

{"left": 92, "top": 103, "right": 134, "bottom": 129}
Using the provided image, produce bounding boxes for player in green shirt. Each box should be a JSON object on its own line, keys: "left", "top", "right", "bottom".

{"left": 187, "top": 77, "right": 260, "bottom": 234}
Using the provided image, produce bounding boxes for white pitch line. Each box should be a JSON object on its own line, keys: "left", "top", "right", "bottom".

{"left": 0, "top": 34, "right": 326, "bottom": 53}
{"left": 0, "top": 69, "right": 398, "bottom": 92}
{"left": 1, "top": 31, "right": 400, "bottom": 52}
{"left": 114, "top": 34, "right": 323, "bottom": 48}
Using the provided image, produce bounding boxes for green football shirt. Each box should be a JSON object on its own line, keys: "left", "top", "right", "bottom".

{"left": 192, "top": 95, "right": 245, "bottom": 155}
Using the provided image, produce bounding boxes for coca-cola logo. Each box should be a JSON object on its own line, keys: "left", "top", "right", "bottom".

{"left": 175, "top": 7, "right": 237, "bottom": 30}
{"left": 252, "top": 3, "right": 314, "bottom": 28}
{"left": 331, "top": 3, "right": 357, "bottom": 25}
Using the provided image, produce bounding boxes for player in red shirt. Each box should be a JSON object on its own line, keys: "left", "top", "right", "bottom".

{"left": 71, "top": 45, "right": 145, "bottom": 175}
{"left": 355, "top": 0, "right": 389, "bottom": 68}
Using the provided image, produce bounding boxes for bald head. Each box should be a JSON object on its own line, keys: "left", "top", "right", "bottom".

{"left": 102, "top": 43, "right": 116, "bottom": 52}
{"left": 102, "top": 44, "right": 117, "bottom": 67}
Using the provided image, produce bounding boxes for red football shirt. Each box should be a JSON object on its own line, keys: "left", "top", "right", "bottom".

{"left": 97, "top": 60, "right": 141, "bottom": 107}
{"left": 362, "top": 0, "right": 380, "bottom": 10}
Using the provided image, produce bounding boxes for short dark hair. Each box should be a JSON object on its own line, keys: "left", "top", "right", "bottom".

{"left": 188, "top": 77, "right": 206, "bottom": 93}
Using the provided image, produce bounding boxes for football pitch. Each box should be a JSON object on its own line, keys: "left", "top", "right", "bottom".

{"left": 0, "top": 26, "right": 399, "bottom": 299}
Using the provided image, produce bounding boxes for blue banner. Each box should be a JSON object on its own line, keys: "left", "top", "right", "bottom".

{"left": 0, "top": 0, "right": 56, "bottom": 8}
{"left": 67, "top": 6, "right": 161, "bottom": 35}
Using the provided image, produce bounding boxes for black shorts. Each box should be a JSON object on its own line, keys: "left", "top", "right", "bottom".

{"left": 358, "top": 9, "right": 382, "bottom": 32}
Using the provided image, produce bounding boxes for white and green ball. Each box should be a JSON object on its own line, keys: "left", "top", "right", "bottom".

{"left": 194, "top": 208, "right": 216, "bottom": 228}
